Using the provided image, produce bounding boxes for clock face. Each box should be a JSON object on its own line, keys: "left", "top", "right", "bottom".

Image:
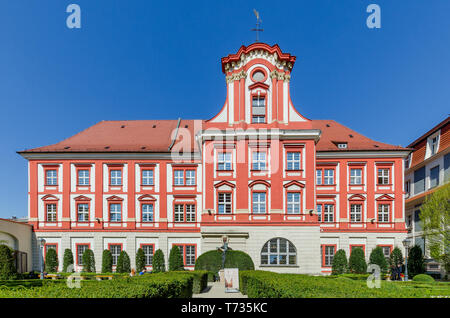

{"left": 252, "top": 70, "right": 265, "bottom": 82}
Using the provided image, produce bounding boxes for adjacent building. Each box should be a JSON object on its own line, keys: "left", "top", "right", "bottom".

{"left": 18, "top": 43, "right": 411, "bottom": 274}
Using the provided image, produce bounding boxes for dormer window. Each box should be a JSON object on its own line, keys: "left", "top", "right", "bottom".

{"left": 337, "top": 143, "right": 347, "bottom": 149}
{"left": 252, "top": 96, "right": 265, "bottom": 123}
{"left": 426, "top": 131, "right": 440, "bottom": 158}
{"left": 431, "top": 136, "right": 438, "bottom": 155}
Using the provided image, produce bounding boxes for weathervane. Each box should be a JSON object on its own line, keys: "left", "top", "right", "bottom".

{"left": 251, "top": 9, "right": 263, "bottom": 42}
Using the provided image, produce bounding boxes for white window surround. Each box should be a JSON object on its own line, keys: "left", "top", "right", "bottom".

{"left": 425, "top": 130, "right": 440, "bottom": 159}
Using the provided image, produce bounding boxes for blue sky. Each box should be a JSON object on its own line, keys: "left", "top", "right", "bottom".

{"left": 0, "top": 0, "right": 449, "bottom": 218}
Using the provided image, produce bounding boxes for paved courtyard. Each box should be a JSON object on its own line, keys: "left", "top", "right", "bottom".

{"left": 193, "top": 282, "right": 247, "bottom": 298}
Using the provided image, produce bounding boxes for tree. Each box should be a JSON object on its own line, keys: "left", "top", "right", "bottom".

{"left": 369, "top": 246, "right": 389, "bottom": 275}
{"left": 389, "top": 247, "right": 403, "bottom": 267}
{"left": 348, "top": 247, "right": 367, "bottom": 274}
{"left": 101, "top": 250, "right": 113, "bottom": 273}
{"left": 331, "top": 249, "right": 348, "bottom": 275}
{"left": 169, "top": 246, "right": 184, "bottom": 271}
{"left": 62, "top": 249, "right": 74, "bottom": 272}
{"left": 152, "top": 249, "right": 165, "bottom": 273}
{"left": 136, "top": 248, "right": 146, "bottom": 273}
{"left": 45, "top": 248, "right": 58, "bottom": 272}
{"left": 408, "top": 245, "right": 425, "bottom": 278}
{"left": 0, "top": 244, "right": 16, "bottom": 280}
{"left": 420, "top": 183, "right": 450, "bottom": 274}
{"left": 82, "top": 249, "right": 95, "bottom": 272}
{"left": 116, "top": 251, "right": 131, "bottom": 273}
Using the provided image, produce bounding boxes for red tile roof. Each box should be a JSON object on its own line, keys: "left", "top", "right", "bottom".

{"left": 311, "top": 120, "right": 409, "bottom": 152}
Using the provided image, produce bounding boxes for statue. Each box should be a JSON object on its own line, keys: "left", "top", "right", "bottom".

{"left": 217, "top": 236, "right": 232, "bottom": 269}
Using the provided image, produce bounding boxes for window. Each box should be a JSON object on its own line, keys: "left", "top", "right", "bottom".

{"left": 261, "top": 238, "right": 296, "bottom": 266}
{"left": 350, "top": 204, "right": 362, "bottom": 223}
{"left": 322, "top": 245, "right": 335, "bottom": 267}
{"left": 317, "top": 204, "right": 322, "bottom": 222}
{"left": 323, "top": 204, "right": 334, "bottom": 223}
{"left": 142, "top": 204, "right": 154, "bottom": 222}
{"left": 142, "top": 245, "right": 154, "bottom": 266}
{"left": 252, "top": 96, "right": 266, "bottom": 123}
{"left": 337, "top": 143, "right": 347, "bottom": 149}
{"left": 110, "top": 170, "right": 122, "bottom": 186}
{"left": 174, "top": 170, "right": 184, "bottom": 185}
{"left": 45, "top": 244, "right": 57, "bottom": 256}
{"left": 174, "top": 204, "right": 196, "bottom": 222}
{"left": 286, "top": 152, "right": 301, "bottom": 170}
{"left": 316, "top": 170, "right": 322, "bottom": 185}
{"left": 46, "top": 170, "right": 57, "bottom": 185}
{"left": 380, "top": 246, "right": 392, "bottom": 258}
{"left": 142, "top": 169, "right": 154, "bottom": 185}
{"left": 186, "top": 170, "right": 196, "bottom": 185}
{"left": 77, "top": 170, "right": 89, "bottom": 185}
{"left": 324, "top": 169, "right": 334, "bottom": 185}
{"left": 46, "top": 203, "right": 57, "bottom": 222}
{"left": 405, "top": 180, "right": 410, "bottom": 194}
{"left": 218, "top": 193, "right": 232, "bottom": 214}
{"left": 350, "top": 245, "right": 364, "bottom": 255}
{"left": 77, "top": 203, "right": 89, "bottom": 222}
{"left": 252, "top": 152, "right": 266, "bottom": 170}
{"left": 109, "top": 244, "right": 122, "bottom": 266}
{"left": 252, "top": 192, "right": 266, "bottom": 214}
{"left": 430, "top": 165, "right": 440, "bottom": 188}
{"left": 378, "top": 204, "right": 390, "bottom": 223}
{"left": 174, "top": 169, "right": 196, "bottom": 186}
{"left": 77, "top": 244, "right": 89, "bottom": 265}
{"left": 350, "top": 168, "right": 362, "bottom": 185}
{"left": 287, "top": 193, "right": 300, "bottom": 214}
{"left": 218, "top": 152, "right": 232, "bottom": 171}
{"left": 430, "top": 136, "right": 439, "bottom": 156}
{"left": 377, "top": 168, "right": 389, "bottom": 185}
{"left": 109, "top": 203, "right": 121, "bottom": 222}
{"left": 174, "top": 245, "right": 196, "bottom": 266}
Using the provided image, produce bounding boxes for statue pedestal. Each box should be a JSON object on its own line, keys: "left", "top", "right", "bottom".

{"left": 218, "top": 269, "right": 224, "bottom": 282}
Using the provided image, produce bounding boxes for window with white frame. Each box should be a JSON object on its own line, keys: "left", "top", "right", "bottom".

{"left": 142, "top": 170, "right": 154, "bottom": 185}
{"left": 286, "top": 152, "right": 301, "bottom": 170}
{"left": 252, "top": 152, "right": 266, "bottom": 170}
{"left": 287, "top": 192, "right": 301, "bottom": 214}
{"left": 377, "top": 168, "right": 389, "bottom": 185}
{"left": 142, "top": 204, "right": 154, "bottom": 222}
{"left": 77, "top": 203, "right": 89, "bottom": 222}
{"left": 317, "top": 204, "right": 322, "bottom": 222}
{"left": 186, "top": 170, "right": 196, "bottom": 185}
{"left": 185, "top": 245, "right": 196, "bottom": 266}
{"left": 218, "top": 152, "right": 232, "bottom": 171}
{"left": 261, "top": 238, "right": 296, "bottom": 266}
{"left": 323, "top": 204, "right": 334, "bottom": 223}
{"left": 77, "top": 170, "right": 89, "bottom": 185}
{"left": 46, "top": 170, "right": 57, "bottom": 185}
{"left": 323, "top": 245, "right": 335, "bottom": 267}
{"left": 350, "top": 204, "right": 362, "bottom": 223}
{"left": 45, "top": 244, "right": 57, "bottom": 255}
{"left": 174, "top": 204, "right": 184, "bottom": 222}
{"left": 174, "top": 170, "right": 184, "bottom": 185}
{"left": 350, "top": 168, "right": 362, "bottom": 185}
{"left": 316, "top": 170, "right": 322, "bottom": 185}
{"left": 142, "top": 245, "right": 154, "bottom": 266}
{"left": 429, "top": 135, "right": 439, "bottom": 156}
{"left": 174, "top": 203, "right": 195, "bottom": 222}
{"left": 378, "top": 204, "right": 390, "bottom": 223}
{"left": 46, "top": 204, "right": 57, "bottom": 222}
{"left": 381, "top": 246, "right": 391, "bottom": 258}
{"left": 252, "top": 96, "right": 266, "bottom": 123}
{"left": 252, "top": 192, "right": 266, "bottom": 214}
{"left": 324, "top": 169, "right": 334, "bottom": 185}
{"left": 77, "top": 244, "right": 89, "bottom": 265}
{"left": 430, "top": 165, "right": 440, "bottom": 188}
{"left": 110, "top": 170, "right": 122, "bottom": 185}
{"left": 109, "top": 203, "right": 121, "bottom": 222}
{"left": 186, "top": 204, "right": 196, "bottom": 222}
{"left": 218, "top": 193, "right": 232, "bottom": 214}
{"left": 109, "top": 245, "right": 121, "bottom": 266}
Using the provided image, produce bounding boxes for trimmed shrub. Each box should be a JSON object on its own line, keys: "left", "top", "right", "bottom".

{"left": 174, "top": 270, "right": 209, "bottom": 294}
{"left": 331, "top": 249, "right": 348, "bottom": 275}
{"left": 0, "top": 245, "right": 16, "bottom": 280}
{"left": 153, "top": 249, "right": 166, "bottom": 273}
{"left": 135, "top": 248, "right": 146, "bottom": 273}
{"left": 101, "top": 250, "right": 113, "bottom": 273}
{"left": 62, "top": 249, "right": 74, "bottom": 272}
{"left": 348, "top": 247, "right": 367, "bottom": 274}
{"left": 116, "top": 251, "right": 131, "bottom": 273}
{"left": 169, "top": 246, "right": 184, "bottom": 271}
{"left": 408, "top": 245, "right": 425, "bottom": 278}
{"left": 389, "top": 247, "right": 403, "bottom": 267}
{"left": 369, "top": 247, "right": 389, "bottom": 275}
{"left": 194, "top": 250, "right": 254, "bottom": 276}
{"left": 44, "top": 248, "right": 58, "bottom": 273}
{"left": 412, "top": 274, "right": 435, "bottom": 283}
{"left": 82, "top": 249, "right": 95, "bottom": 273}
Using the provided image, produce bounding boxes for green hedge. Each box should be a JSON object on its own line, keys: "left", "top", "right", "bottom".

{"left": 239, "top": 270, "right": 450, "bottom": 298}
{"left": 194, "top": 250, "right": 254, "bottom": 276}
{"left": 413, "top": 274, "right": 435, "bottom": 283}
{"left": 0, "top": 272, "right": 193, "bottom": 298}
{"left": 173, "top": 271, "right": 208, "bottom": 294}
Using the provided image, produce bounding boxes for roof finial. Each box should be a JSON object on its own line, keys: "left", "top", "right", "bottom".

{"left": 251, "top": 9, "right": 263, "bottom": 43}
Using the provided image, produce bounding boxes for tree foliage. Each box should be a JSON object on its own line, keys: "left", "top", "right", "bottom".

{"left": 348, "top": 247, "right": 367, "bottom": 274}
{"left": 194, "top": 250, "right": 255, "bottom": 275}
{"left": 369, "top": 246, "right": 389, "bottom": 275}
{"left": 0, "top": 244, "right": 16, "bottom": 280}
{"left": 116, "top": 251, "right": 131, "bottom": 273}
{"left": 135, "top": 248, "right": 146, "bottom": 273}
{"left": 152, "top": 249, "right": 166, "bottom": 273}
{"left": 407, "top": 245, "right": 425, "bottom": 278}
{"left": 332, "top": 249, "right": 348, "bottom": 275}
{"left": 389, "top": 247, "right": 403, "bottom": 267}
{"left": 62, "top": 249, "right": 74, "bottom": 272}
{"left": 420, "top": 182, "right": 450, "bottom": 274}
{"left": 101, "top": 250, "right": 113, "bottom": 273}
{"left": 44, "top": 248, "right": 58, "bottom": 273}
{"left": 169, "top": 246, "right": 185, "bottom": 271}
{"left": 82, "top": 249, "right": 96, "bottom": 273}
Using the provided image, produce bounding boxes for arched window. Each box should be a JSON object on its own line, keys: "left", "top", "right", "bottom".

{"left": 261, "top": 238, "right": 296, "bottom": 266}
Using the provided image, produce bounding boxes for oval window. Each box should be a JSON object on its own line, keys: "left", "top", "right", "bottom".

{"left": 252, "top": 71, "right": 265, "bottom": 82}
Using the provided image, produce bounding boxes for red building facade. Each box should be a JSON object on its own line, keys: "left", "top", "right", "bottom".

{"left": 19, "top": 43, "right": 410, "bottom": 273}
